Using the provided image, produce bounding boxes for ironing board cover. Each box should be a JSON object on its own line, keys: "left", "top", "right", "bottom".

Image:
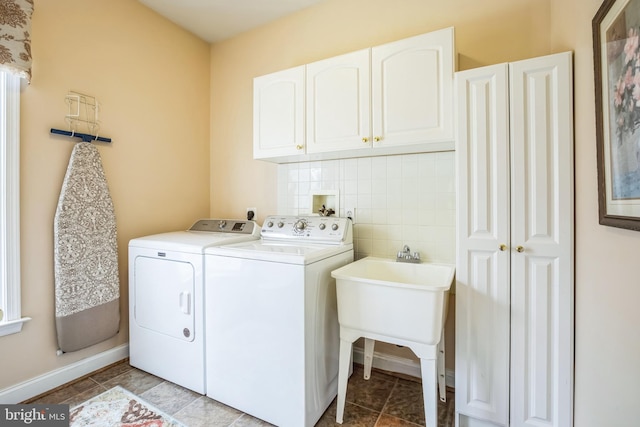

{"left": 54, "top": 142, "right": 120, "bottom": 352}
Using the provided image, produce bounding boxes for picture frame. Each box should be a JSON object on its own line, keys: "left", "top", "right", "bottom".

{"left": 593, "top": 0, "right": 640, "bottom": 230}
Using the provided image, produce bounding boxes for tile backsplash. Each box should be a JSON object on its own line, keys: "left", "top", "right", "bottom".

{"left": 277, "top": 151, "right": 455, "bottom": 263}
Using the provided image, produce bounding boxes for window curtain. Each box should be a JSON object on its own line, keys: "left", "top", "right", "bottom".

{"left": 0, "top": 0, "right": 33, "bottom": 83}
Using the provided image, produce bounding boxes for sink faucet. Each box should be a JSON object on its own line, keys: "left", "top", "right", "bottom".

{"left": 397, "top": 245, "right": 421, "bottom": 263}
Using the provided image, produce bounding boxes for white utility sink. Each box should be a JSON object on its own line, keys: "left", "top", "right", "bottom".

{"left": 331, "top": 256, "right": 455, "bottom": 426}
{"left": 332, "top": 256, "right": 454, "bottom": 345}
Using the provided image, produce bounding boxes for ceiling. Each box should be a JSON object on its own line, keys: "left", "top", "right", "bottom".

{"left": 137, "top": 0, "right": 324, "bottom": 43}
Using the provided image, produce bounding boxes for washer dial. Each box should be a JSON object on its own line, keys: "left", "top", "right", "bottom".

{"left": 293, "top": 219, "right": 308, "bottom": 233}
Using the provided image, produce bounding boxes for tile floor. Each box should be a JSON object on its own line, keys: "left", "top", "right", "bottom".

{"left": 25, "top": 360, "right": 455, "bottom": 426}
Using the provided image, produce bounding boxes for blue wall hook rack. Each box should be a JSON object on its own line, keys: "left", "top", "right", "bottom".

{"left": 50, "top": 128, "right": 112, "bottom": 143}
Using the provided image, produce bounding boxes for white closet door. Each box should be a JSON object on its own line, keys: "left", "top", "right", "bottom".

{"left": 509, "top": 51, "right": 574, "bottom": 427}
{"left": 455, "top": 63, "right": 511, "bottom": 426}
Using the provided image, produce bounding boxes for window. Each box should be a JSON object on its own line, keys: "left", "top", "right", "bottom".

{"left": 0, "top": 70, "right": 28, "bottom": 336}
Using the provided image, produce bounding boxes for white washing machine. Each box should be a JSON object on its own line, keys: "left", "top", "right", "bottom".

{"left": 204, "top": 215, "right": 354, "bottom": 427}
{"left": 128, "top": 219, "right": 259, "bottom": 394}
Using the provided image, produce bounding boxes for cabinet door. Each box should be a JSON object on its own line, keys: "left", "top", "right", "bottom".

{"left": 509, "top": 52, "right": 573, "bottom": 427}
{"left": 455, "top": 63, "right": 511, "bottom": 427}
{"left": 372, "top": 27, "right": 454, "bottom": 148}
{"left": 253, "top": 66, "right": 305, "bottom": 159}
{"left": 306, "top": 49, "right": 370, "bottom": 153}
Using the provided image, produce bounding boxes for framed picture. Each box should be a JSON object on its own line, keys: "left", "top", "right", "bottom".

{"left": 594, "top": 0, "right": 640, "bottom": 230}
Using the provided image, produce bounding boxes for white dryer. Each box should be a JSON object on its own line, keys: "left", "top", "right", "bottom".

{"left": 204, "top": 215, "right": 353, "bottom": 427}
{"left": 128, "top": 219, "right": 259, "bottom": 394}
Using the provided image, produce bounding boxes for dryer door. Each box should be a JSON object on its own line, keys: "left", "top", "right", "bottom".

{"left": 133, "top": 256, "right": 196, "bottom": 342}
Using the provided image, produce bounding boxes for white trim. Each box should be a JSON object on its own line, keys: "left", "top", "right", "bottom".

{"left": 0, "top": 344, "right": 129, "bottom": 403}
{"left": 352, "top": 346, "right": 455, "bottom": 389}
{"left": 0, "top": 70, "right": 24, "bottom": 337}
{"left": 0, "top": 317, "right": 31, "bottom": 336}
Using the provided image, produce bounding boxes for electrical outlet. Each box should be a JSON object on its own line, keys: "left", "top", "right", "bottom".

{"left": 246, "top": 207, "right": 257, "bottom": 221}
{"left": 345, "top": 207, "right": 355, "bottom": 224}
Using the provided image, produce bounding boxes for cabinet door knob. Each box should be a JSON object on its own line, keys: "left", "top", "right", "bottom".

{"left": 516, "top": 246, "right": 524, "bottom": 253}
{"left": 296, "top": 144, "right": 303, "bottom": 150}
{"left": 362, "top": 137, "right": 369, "bottom": 143}
{"left": 374, "top": 136, "right": 381, "bottom": 142}
{"left": 499, "top": 244, "right": 507, "bottom": 251}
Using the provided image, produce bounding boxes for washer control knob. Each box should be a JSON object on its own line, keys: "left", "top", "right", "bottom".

{"left": 218, "top": 220, "right": 227, "bottom": 229}
{"left": 331, "top": 223, "right": 339, "bottom": 231}
{"left": 294, "top": 219, "right": 307, "bottom": 232}
{"left": 319, "top": 223, "right": 326, "bottom": 230}
{"left": 277, "top": 221, "right": 284, "bottom": 228}
{"left": 267, "top": 221, "right": 274, "bottom": 228}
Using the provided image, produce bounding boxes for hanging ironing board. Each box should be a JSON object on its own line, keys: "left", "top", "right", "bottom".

{"left": 54, "top": 142, "right": 120, "bottom": 353}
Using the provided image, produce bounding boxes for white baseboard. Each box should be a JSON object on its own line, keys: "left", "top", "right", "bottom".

{"left": 352, "top": 346, "right": 455, "bottom": 389}
{"left": 1, "top": 344, "right": 451, "bottom": 404}
{"left": 0, "top": 344, "right": 129, "bottom": 404}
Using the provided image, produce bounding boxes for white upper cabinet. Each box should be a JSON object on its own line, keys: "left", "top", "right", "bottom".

{"left": 372, "top": 28, "right": 454, "bottom": 149}
{"left": 253, "top": 65, "right": 305, "bottom": 160}
{"left": 306, "top": 49, "right": 370, "bottom": 154}
{"left": 253, "top": 27, "right": 455, "bottom": 163}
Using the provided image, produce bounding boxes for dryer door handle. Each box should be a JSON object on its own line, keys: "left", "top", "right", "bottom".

{"left": 179, "top": 291, "right": 191, "bottom": 315}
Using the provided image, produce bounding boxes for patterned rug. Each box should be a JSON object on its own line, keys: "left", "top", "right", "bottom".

{"left": 70, "top": 386, "right": 185, "bottom": 427}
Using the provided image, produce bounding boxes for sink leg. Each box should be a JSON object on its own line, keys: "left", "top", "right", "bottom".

{"left": 336, "top": 338, "right": 352, "bottom": 424}
{"left": 364, "top": 338, "right": 375, "bottom": 380}
{"left": 420, "top": 357, "right": 438, "bottom": 427}
{"left": 438, "top": 330, "right": 446, "bottom": 402}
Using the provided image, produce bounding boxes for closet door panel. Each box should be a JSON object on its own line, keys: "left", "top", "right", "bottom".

{"left": 455, "top": 64, "right": 510, "bottom": 427}
{"left": 509, "top": 52, "right": 574, "bottom": 427}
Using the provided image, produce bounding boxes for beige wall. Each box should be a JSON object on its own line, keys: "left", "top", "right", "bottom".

{"left": 209, "top": 0, "right": 640, "bottom": 426}
{"left": 555, "top": 1, "right": 640, "bottom": 426}
{"left": 0, "top": 0, "right": 210, "bottom": 390}
{"left": 207, "top": 3, "right": 555, "bottom": 379}
{"left": 209, "top": 0, "right": 555, "bottom": 400}
{"left": 209, "top": 0, "right": 553, "bottom": 221}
